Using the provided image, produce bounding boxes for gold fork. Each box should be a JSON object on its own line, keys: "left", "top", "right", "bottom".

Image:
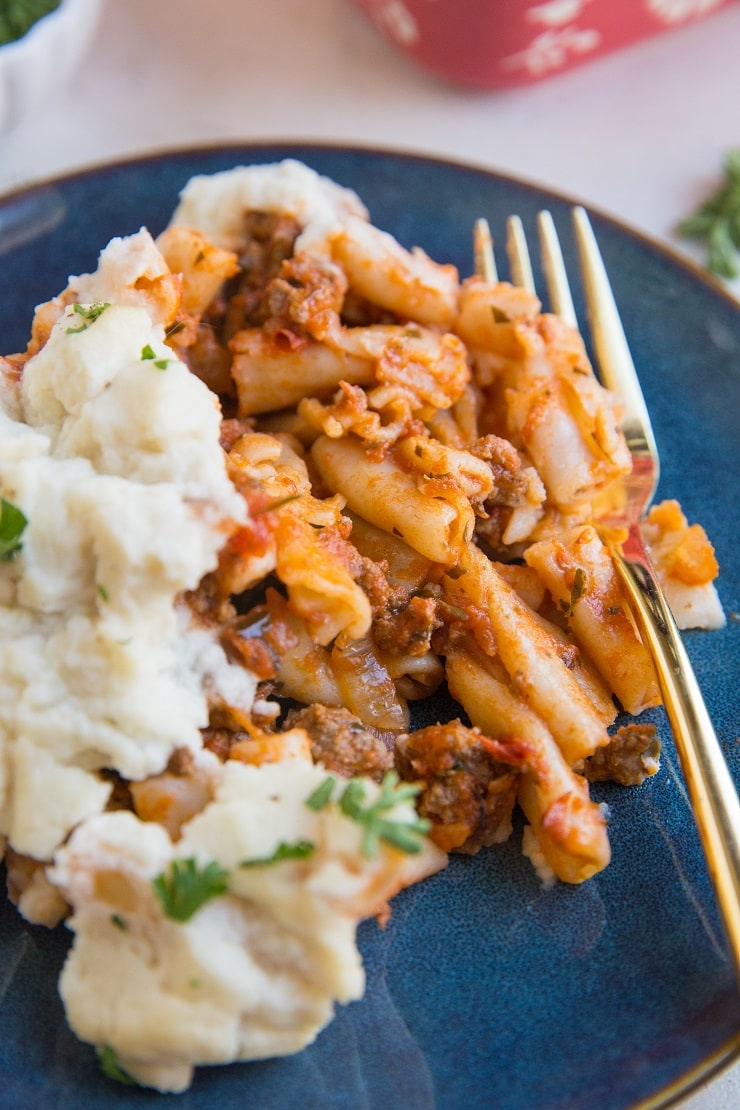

{"left": 474, "top": 208, "right": 740, "bottom": 981}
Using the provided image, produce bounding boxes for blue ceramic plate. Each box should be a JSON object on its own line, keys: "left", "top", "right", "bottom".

{"left": 0, "top": 145, "right": 738, "bottom": 1110}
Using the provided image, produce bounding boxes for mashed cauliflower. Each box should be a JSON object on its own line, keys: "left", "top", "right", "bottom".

{"left": 0, "top": 245, "right": 250, "bottom": 862}
{"left": 169, "top": 157, "right": 369, "bottom": 255}
{"left": 1, "top": 208, "right": 447, "bottom": 1093}
{"left": 49, "top": 757, "right": 444, "bottom": 1093}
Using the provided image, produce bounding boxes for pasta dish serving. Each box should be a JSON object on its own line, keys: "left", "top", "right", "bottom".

{"left": 0, "top": 159, "right": 725, "bottom": 1092}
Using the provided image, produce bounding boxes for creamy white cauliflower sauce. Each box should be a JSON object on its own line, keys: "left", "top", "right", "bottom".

{"left": 0, "top": 290, "right": 249, "bottom": 861}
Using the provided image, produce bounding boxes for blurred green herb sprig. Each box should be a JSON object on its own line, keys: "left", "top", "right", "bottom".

{"left": 677, "top": 150, "right": 740, "bottom": 279}
{"left": 0, "top": 1, "right": 60, "bottom": 46}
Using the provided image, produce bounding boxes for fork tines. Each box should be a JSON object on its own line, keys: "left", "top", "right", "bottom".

{"left": 493, "top": 208, "right": 660, "bottom": 468}
{"left": 474, "top": 204, "right": 740, "bottom": 983}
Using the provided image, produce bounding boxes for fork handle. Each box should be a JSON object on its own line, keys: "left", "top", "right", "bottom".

{"left": 611, "top": 530, "right": 740, "bottom": 984}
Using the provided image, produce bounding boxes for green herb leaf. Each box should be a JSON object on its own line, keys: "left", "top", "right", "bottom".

{"left": 677, "top": 150, "right": 740, "bottom": 278}
{"left": 140, "top": 343, "right": 170, "bottom": 369}
{"left": 65, "top": 302, "right": 110, "bottom": 334}
{"left": 139, "top": 344, "right": 169, "bottom": 370}
{"left": 438, "top": 598, "right": 469, "bottom": 621}
{"left": 305, "top": 775, "right": 336, "bottom": 811}
{"left": 239, "top": 840, "right": 315, "bottom": 868}
{"left": 559, "top": 566, "right": 587, "bottom": 618}
{"left": 337, "top": 770, "right": 429, "bottom": 859}
{"left": 110, "top": 913, "right": 127, "bottom": 931}
{"left": 96, "top": 1044, "right": 137, "bottom": 1086}
{"left": 0, "top": 497, "right": 27, "bottom": 562}
{"left": 152, "top": 858, "right": 230, "bottom": 922}
{"left": 338, "top": 778, "right": 368, "bottom": 821}
{"left": 0, "top": 1, "right": 60, "bottom": 46}
{"left": 305, "top": 771, "right": 430, "bottom": 857}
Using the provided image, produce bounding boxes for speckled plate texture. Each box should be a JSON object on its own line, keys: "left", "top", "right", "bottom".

{"left": 0, "top": 144, "right": 738, "bottom": 1110}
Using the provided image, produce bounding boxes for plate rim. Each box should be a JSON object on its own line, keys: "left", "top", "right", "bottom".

{"left": 0, "top": 137, "right": 738, "bottom": 313}
{"left": 636, "top": 1036, "right": 739, "bottom": 1110}
{"left": 0, "top": 138, "right": 738, "bottom": 1110}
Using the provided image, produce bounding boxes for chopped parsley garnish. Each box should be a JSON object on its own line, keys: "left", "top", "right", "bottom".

{"left": 140, "top": 344, "right": 170, "bottom": 370}
{"left": 97, "top": 583, "right": 110, "bottom": 603}
{"left": 677, "top": 149, "right": 740, "bottom": 278}
{"left": 152, "top": 858, "right": 230, "bottom": 922}
{"left": 306, "top": 771, "right": 429, "bottom": 859}
{"left": 0, "top": 497, "right": 27, "bottom": 562}
{"left": 305, "top": 775, "right": 337, "bottom": 811}
{"left": 65, "top": 302, "right": 110, "bottom": 334}
{"left": 559, "top": 566, "right": 587, "bottom": 618}
{"left": 416, "top": 586, "right": 468, "bottom": 621}
{"left": 239, "top": 840, "right": 315, "bottom": 868}
{"left": 96, "top": 1044, "right": 137, "bottom": 1086}
{"left": 0, "top": 1, "right": 59, "bottom": 46}
{"left": 109, "top": 913, "right": 127, "bottom": 931}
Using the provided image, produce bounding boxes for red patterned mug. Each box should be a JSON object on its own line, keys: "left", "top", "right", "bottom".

{"left": 350, "top": 0, "right": 734, "bottom": 88}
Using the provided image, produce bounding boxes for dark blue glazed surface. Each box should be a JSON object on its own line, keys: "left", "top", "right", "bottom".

{"left": 0, "top": 144, "right": 738, "bottom": 1110}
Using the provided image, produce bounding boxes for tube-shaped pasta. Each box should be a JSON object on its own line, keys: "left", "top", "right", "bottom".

{"left": 331, "top": 215, "right": 459, "bottom": 327}
{"left": 381, "top": 649, "right": 445, "bottom": 700}
{"left": 331, "top": 635, "right": 409, "bottom": 732}
{"left": 524, "top": 525, "right": 660, "bottom": 716}
{"left": 156, "top": 226, "right": 240, "bottom": 316}
{"left": 506, "top": 378, "right": 606, "bottom": 509}
{"left": 261, "top": 590, "right": 343, "bottom": 707}
{"left": 444, "top": 545, "right": 610, "bottom": 764}
{"left": 446, "top": 647, "right": 610, "bottom": 883}
{"left": 455, "top": 278, "right": 540, "bottom": 352}
{"left": 642, "top": 500, "right": 725, "bottom": 631}
{"left": 273, "top": 512, "right": 372, "bottom": 645}
{"left": 227, "top": 432, "right": 313, "bottom": 500}
{"left": 493, "top": 563, "right": 615, "bottom": 724}
{"left": 346, "top": 513, "right": 432, "bottom": 591}
{"left": 255, "top": 591, "right": 407, "bottom": 731}
{"left": 539, "top": 313, "right": 631, "bottom": 479}
{"left": 230, "top": 331, "right": 373, "bottom": 416}
{"left": 311, "top": 435, "right": 474, "bottom": 566}
{"left": 394, "top": 435, "right": 494, "bottom": 504}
